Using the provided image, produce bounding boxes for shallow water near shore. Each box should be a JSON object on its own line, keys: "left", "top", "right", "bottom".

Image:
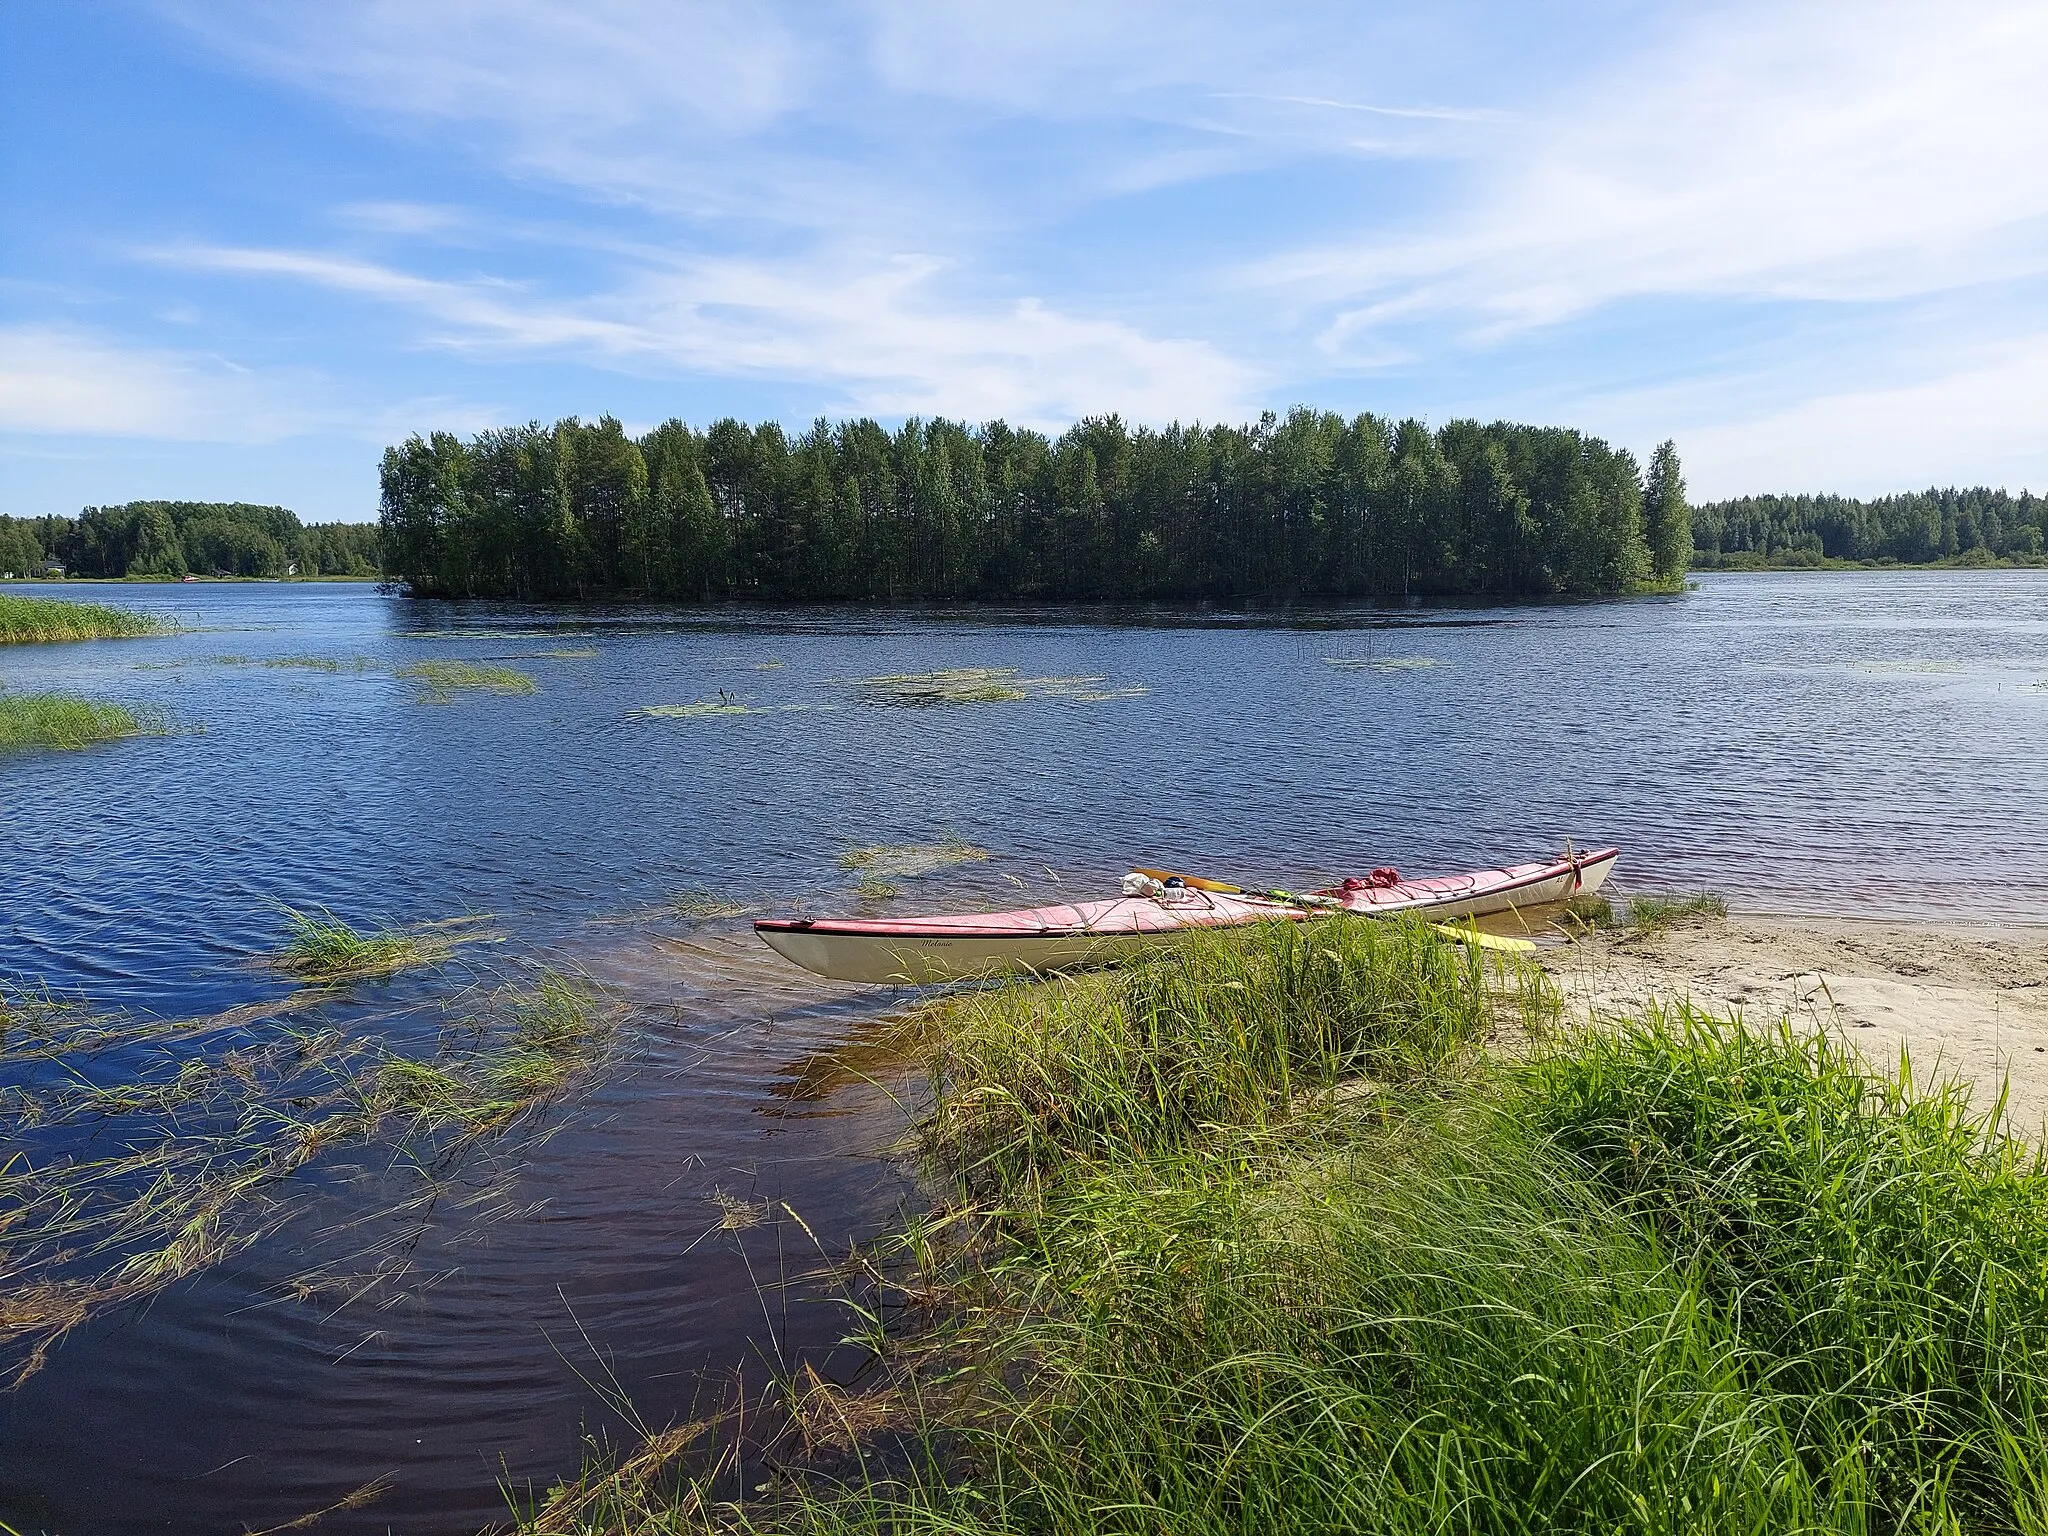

{"left": 3, "top": 570, "right": 2047, "bottom": 1533}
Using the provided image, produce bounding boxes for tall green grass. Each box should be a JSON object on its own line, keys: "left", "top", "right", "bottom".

{"left": 522, "top": 918, "right": 2048, "bottom": 1535}
{"left": 0, "top": 692, "right": 163, "bottom": 751}
{"left": 0, "top": 592, "right": 167, "bottom": 643}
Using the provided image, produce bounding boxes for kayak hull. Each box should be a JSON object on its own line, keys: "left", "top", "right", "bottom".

{"left": 754, "top": 847, "right": 1616, "bottom": 986}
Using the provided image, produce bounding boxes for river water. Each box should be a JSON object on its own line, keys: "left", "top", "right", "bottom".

{"left": 2, "top": 572, "right": 2046, "bottom": 1533}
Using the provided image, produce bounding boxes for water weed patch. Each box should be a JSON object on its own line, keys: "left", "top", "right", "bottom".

{"left": 396, "top": 659, "right": 538, "bottom": 702}
{"left": 0, "top": 967, "right": 624, "bottom": 1384}
{"left": 0, "top": 693, "right": 164, "bottom": 752}
{"left": 835, "top": 837, "right": 991, "bottom": 881}
{"left": 0, "top": 594, "right": 167, "bottom": 644}
{"left": 853, "top": 668, "right": 1144, "bottom": 706}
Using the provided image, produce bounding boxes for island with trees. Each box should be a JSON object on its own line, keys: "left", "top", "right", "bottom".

{"left": 376, "top": 410, "right": 1694, "bottom": 602}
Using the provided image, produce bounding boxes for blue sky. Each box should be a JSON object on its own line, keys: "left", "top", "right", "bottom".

{"left": 3, "top": 0, "right": 2044, "bottom": 523}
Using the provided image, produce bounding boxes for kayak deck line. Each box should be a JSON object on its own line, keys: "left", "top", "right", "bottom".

{"left": 754, "top": 847, "right": 1618, "bottom": 986}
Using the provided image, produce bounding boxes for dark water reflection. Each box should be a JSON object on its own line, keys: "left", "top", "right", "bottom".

{"left": 2, "top": 572, "right": 2046, "bottom": 1532}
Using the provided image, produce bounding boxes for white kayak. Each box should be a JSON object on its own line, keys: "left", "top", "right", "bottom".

{"left": 754, "top": 847, "right": 1617, "bottom": 985}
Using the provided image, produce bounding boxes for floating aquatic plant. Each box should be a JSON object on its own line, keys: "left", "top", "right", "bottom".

{"left": 855, "top": 667, "right": 1142, "bottom": 705}
{"left": 0, "top": 692, "right": 165, "bottom": 752}
{"left": 396, "top": 659, "right": 539, "bottom": 702}
{"left": 641, "top": 688, "right": 825, "bottom": 718}
{"left": 0, "top": 594, "right": 168, "bottom": 644}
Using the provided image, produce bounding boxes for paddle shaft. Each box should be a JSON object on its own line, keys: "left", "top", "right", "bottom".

{"left": 1131, "top": 866, "right": 1537, "bottom": 955}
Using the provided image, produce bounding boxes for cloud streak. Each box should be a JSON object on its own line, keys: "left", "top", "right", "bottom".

{"left": 1264, "top": 2, "right": 2048, "bottom": 345}
{"left": 152, "top": 244, "right": 1259, "bottom": 427}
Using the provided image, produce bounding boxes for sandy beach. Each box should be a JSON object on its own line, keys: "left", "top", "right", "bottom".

{"left": 1545, "top": 912, "right": 2048, "bottom": 1140}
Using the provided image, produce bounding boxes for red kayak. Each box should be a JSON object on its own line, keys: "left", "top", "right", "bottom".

{"left": 755, "top": 847, "right": 1617, "bottom": 984}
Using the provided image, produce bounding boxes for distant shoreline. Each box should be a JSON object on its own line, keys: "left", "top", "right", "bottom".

{"left": 2, "top": 575, "right": 381, "bottom": 586}
{"left": 1693, "top": 558, "right": 2047, "bottom": 574}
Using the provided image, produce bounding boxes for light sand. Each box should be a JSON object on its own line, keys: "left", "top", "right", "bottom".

{"left": 1541, "top": 913, "right": 2048, "bottom": 1141}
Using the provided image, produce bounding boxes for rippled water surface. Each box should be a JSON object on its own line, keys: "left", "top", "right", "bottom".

{"left": 3, "top": 572, "right": 2047, "bottom": 1533}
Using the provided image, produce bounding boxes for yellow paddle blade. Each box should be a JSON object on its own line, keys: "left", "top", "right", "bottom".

{"left": 1430, "top": 922, "right": 1537, "bottom": 955}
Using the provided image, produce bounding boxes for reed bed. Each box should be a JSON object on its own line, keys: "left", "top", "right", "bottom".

{"left": 0, "top": 593, "right": 167, "bottom": 644}
{"left": 0, "top": 692, "right": 164, "bottom": 752}
{"left": 0, "top": 967, "right": 622, "bottom": 1383}
{"left": 527, "top": 918, "right": 2048, "bottom": 1535}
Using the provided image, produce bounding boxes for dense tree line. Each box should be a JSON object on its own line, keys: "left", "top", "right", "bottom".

{"left": 1692, "top": 487, "right": 2046, "bottom": 567}
{"left": 0, "top": 503, "right": 381, "bottom": 580}
{"left": 378, "top": 410, "right": 1691, "bottom": 602}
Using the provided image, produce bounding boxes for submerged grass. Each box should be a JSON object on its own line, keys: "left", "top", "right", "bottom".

{"left": 397, "top": 659, "right": 538, "bottom": 702}
{"left": 528, "top": 917, "right": 2048, "bottom": 1535}
{"left": 835, "top": 836, "right": 990, "bottom": 880}
{"left": 0, "top": 692, "right": 164, "bottom": 752}
{"left": 0, "top": 964, "right": 622, "bottom": 1383}
{"left": 260, "top": 654, "right": 377, "bottom": 672}
{"left": 0, "top": 593, "right": 167, "bottom": 644}
{"left": 671, "top": 889, "right": 760, "bottom": 920}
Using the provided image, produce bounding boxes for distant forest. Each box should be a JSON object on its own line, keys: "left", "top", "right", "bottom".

{"left": 0, "top": 503, "right": 381, "bottom": 580}
{"left": 378, "top": 410, "right": 1693, "bottom": 601}
{"left": 1692, "top": 487, "right": 2046, "bottom": 568}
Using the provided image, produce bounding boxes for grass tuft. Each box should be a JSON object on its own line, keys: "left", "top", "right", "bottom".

{"left": 274, "top": 907, "right": 451, "bottom": 982}
{"left": 1627, "top": 890, "right": 1729, "bottom": 933}
{"left": 1556, "top": 891, "right": 1617, "bottom": 930}
{"left": 367, "top": 970, "right": 619, "bottom": 1136}
{"left": 0, "top": 692, "right": 164, "bottom": 752}
{"left": 0, "top": 593, "right": 167, "bottom": 644}
{"left": 396, "top": 659, "right": 538, "bottom": 702}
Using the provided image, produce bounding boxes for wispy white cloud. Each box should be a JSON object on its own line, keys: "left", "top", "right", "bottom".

{"left": 0, "top": 327, "right": 325, "bottom": 441}
{"left": 0, "top": 325, "right": 505, "bottom": 448}
{"left": 1266, "top": 1, "right": 2048, "bottom": 346}
{"left": 152, "top": 244, "right": 1259, "bottom": 427}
